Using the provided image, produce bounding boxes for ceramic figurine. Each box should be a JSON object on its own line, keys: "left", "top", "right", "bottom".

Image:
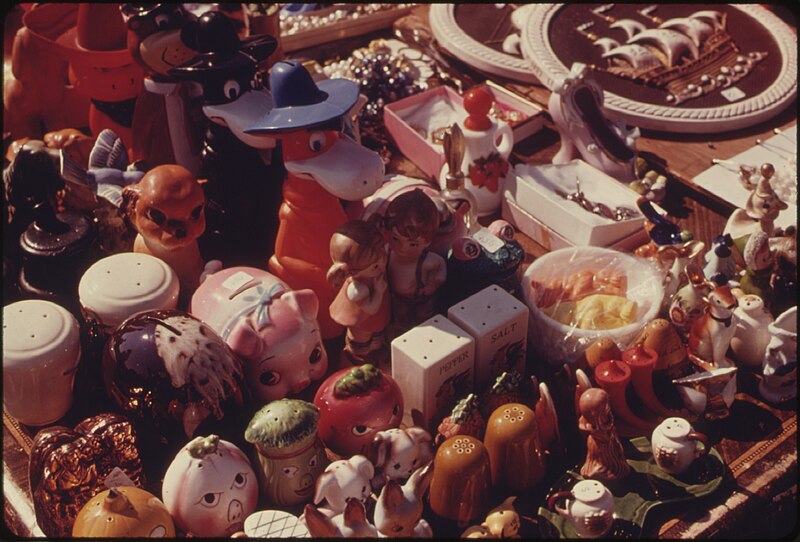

{"left": 243, "top": 59, "right": 385, "bottom": 339}
{"left": 630, "top": 319, "right": 690, "bottom": 379}
{"left": 384, "top": 189, "right": 447, "bottom": 334}
{"left": 435, "top": 393, "right": 487, "bottom": 447}
{"left": 622, "top": 343, "right": 678, "bottom": 419}
{"left": 547, "top": 479, "right": 615, "bottom": 539}
{"left": 703, "top": 233, "right": 736, "bottom": 286}
{"left": 447, "top": 284, "right": 528, "bottom": 391}
{"left": 737, "top": 231, "right": 773, "bottom": 303}
{"left": 461, "top": 496, "right": 521, "bottom": 538}
{"left": 303, "top": 498, "right": 378, "bottom": 538}
{"left": 374, "top": 464, "right": 434, "bottom": 537}
{"left": 244, "top": 399, "right": 329, "bottom": 506}
{"left": 484, "top": 403, "right": 546, "bottom": 491}
{"left": 650, "top": 417, "right": 708, "bottom": 475}
{"left": 731, "top": 294, "right": 774, "bottom": 368}
{"left": 370, "top": 427, "right": 434, "bottom": 489}
{"left": 573, "top": 367, "right": 594, "bottom": 420}
{"left": 429, "top": 435, "right": 492, "bottom": 526}
{"left": 391, "top": 314, "right": 475, "bottom": 432}
{"left": 759, "top": 306, "right": 797, "bottom": 404}
{"left": 73, "top": 487, "right": 175, "bottom": 538}
{"left": 687, "top": 284, "right": 739, "bottom": 369}
{"left": 479, "top": 371, "right": 524, "bottom": 419}
{"left": 669, "top": 263, "right": 712, "bottom": 337}
{"left": 593, "top": 360, "right": 657, "bottom": 436}
{"left": 312, "top": 455, "right": 375, "bottom": 516}
{"left": 724, "top": 166, "right": 788, "bottom": 247}
{"left": 43, "top": 4, "right": 144, "bottom": 149}
{"left": 549, "top": 62, "right": 639, "bottom": 183}
{"left": 4, "top": 5, "right": 90, "bottom": 140}
{"left": 533, "top": 378, "right": 561, "bottom": 454}
{"left": 3, "top": 300, "right": 81, "bottom": 426}
{"left": 29, "top": 413, "right": 145, "bottom": 538}
{"left": 636, "top": 196, "right": 694, "bottom": 249}
{"left": 659, "top": 240, "right": 707, "bottom": 303}
{"left": 103, "top": 309, "right": 248, "bottom": 461}
{"left": 438, "top": 87, "right": 513, "bottom": 216}
{"left": 163, "top": 435, "right": 258, "bottom": 537}
{"left": 577, "top": 388, "right": 631, "bottom": 481}
{"left": 168, "top": 10, "right": 285, "bottom": 269}
{"left": 577, "top": 337, "right": 622, "bottom": 371}
{"left": 191, "top": 266, "right": 328, "bottom": 403}
{"left": 313, "top": 364, "right": 404, "bottom": 457}
{"left": 328, "top": 219, "right": 392, "bottom": 364}
{"left": 439, "top": 123, "right": 481, "bottom": 235}
{"left": 672, "top": 365, "right": 738, "bottom": 420}
{"left": 121, "top": 3, "right": 203, "bottom": 173}
{"left": 767, "top": 226, "right": 797, "bottom": 317}
{"left": 121, "top": 164, "right": 209, "bottom": 295}
{"left": 78, "top": 252, "right": 180, "bottom": 338}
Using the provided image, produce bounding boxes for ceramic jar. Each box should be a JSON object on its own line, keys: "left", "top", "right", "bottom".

{"left": 731, "top": 294, "right": 774, "bottom": 368}
{"left": 244, "top": 399, "right": 329, "bottom": 506}
{"left": 483, "top": 403, "right": 545, "bottom": 491}
{"left": 428, "top": 435, "right": 492, "bottom": 525}
{"left": 3, "top": 299, "right": 81, "bottom": 426}
{"left": 78, "top": 252, "right": 180, "bottom": 337}
{"left": 650, "top": 417, "right": 708, "bottom": 474}
{"left": 547, "top": 479, "right": 615, "bottom": 538}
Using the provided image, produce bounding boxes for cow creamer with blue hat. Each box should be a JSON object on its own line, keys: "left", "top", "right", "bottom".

{"left": 191, "top": 266, "right": 328, "bottom": 403}
{"left": 245, "top": 60, "right": 385, "bottom": 339}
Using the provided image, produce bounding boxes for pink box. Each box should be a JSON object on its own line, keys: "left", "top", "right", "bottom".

{"left": 384, "top": 84, "right": 543, "bottom": 180}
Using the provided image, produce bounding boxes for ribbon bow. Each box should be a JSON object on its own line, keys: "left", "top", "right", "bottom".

{"left": 242, "top": 283, "right": 287, "bottom": 330}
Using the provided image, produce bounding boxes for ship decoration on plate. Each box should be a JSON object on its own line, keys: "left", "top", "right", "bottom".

{"left": 576, "top": 5, "right": 767, "bottom": 105}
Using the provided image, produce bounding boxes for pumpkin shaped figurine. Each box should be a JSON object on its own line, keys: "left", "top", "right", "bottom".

{"left": 72, "top": 486, "right": 175, "bottom": 538}
{"left": 162, "top": 435, "right": 258, "bottom": 537}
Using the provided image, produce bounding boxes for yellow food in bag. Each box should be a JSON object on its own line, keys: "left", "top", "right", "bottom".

{"left": 542, "top": 294, "right": 638, "bottom": 330}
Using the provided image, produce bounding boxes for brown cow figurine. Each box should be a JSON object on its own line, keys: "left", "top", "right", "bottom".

{"left": 122, "top": 165, "right": 212, "bottom": 296}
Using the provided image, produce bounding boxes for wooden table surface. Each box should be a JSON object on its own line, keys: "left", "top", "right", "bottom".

{"left": 3, "top": 4, "right": 796, "bottom": 539}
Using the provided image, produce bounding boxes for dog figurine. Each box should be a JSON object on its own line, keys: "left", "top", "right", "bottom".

{"left": 688, "top": 284, "right": 739, "bottom": 369}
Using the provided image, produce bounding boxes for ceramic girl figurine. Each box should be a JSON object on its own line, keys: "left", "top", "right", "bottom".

{"left": 384, "top": 189, "right": 447, "bottom": 334}
{"left": 578, "top": 388, "right": 631, "bottom": 482}
{"left": 121, "top": 164, "right": 209, "bottom": 295}
{"left": 373, "top": 464, "right": 435, "bottom": 538}
{"left": 162, "top": 435, "right": 258, "bottom": 537}
{"left": 328, "top": 219, "right": 391, "bottom": 364}
{"left": 244, "top": 400, "right": 329, "bottom": 507}
{"left": 461, "top": 496, "right": 521, "bottom": 538}
{"left": 724, "top": 167, "right": 788, "bottom": 247}
{"left": 759, "top": 306, "right": 797, "bottom": 404}
{"left": 737, "top": 231, "right": 773, "bottom": 303}
{"left": 731, "top": 294, "right": 774, "bottom": 368}
{"left": 191, "top": 266, "right": 328, "bottom": 404}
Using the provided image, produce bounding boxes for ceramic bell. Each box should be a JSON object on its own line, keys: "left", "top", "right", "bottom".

{"left": 547, "top": 479, "right": 615, "bottom": 539}
{"left": 29, "top": 413, "right": 145, "bottom": 538}
{"left": 79, "top": 252, "right": 180, "bottom": 337}
{"left": 429, "top": 435, "right": 492, "bottom": 526}
{"left": 759, "top": 306, "right": 797, "bottom": 404}
{"left": 483, "top": 403, "right": 546, "bottom": 491}
{"left": 191, "top": 266, "right": 328, "bottom": 404}
{"left": 313, "top": 364, "right": 404, "bottom": 457}
{"left": 244, "top": 399, "right": 329, "bottom": 506}
{"left": 731, "top": 294, "right": 774, "bottom": 368}
{"left": 103, "top": 309, "right": 248, "bottom": 462}
{"left": 72, "top": 487, "right": 175, "bottom": 538}
{"left": 650, "top": 417, "right": 708, "bottom": 475}
{"left": 3, "top": 299, "right": 81, "bottom": 426}
{"left": 162, "top": 435, "right": 258, "bottom": 537}
{"left": 438, "top": 87, "right": 514, "bottom": 216}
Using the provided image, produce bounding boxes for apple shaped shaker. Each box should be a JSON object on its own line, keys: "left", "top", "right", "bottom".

{"left": 244, "top": 399, "right": 329, "bottom": 506}
{"left": 314, "top": 364, "right": 403, "bottom": 457}
{"left": 162, "top": 435, "right": 257, "bottom": 537}
{"left": 72, "top": 487, "right": 175, "bottom": 538}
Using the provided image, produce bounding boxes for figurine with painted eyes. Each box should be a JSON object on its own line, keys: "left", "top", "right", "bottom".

{"left": 162, "top": 435, "right": 258, "bottom": 537}
{"left": 328, "top": 219, "right": 391, "bottom": 364}
{"left": 384, "top": 189, "right": 447, "bottom": 335}
{"left": 121, "top": 164, "right": 208, "bottom": 295}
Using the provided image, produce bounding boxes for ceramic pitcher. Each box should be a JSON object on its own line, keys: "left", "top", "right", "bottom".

{"left": 650, "top": 417, "right": 708, "bottom": 474}
{"left": 547, "top": 479, "right": 615, "bottom": 538}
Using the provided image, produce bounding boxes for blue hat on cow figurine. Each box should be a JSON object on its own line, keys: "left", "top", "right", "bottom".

{"left": 245, "top": 60, "right": 359, "bottom": 133}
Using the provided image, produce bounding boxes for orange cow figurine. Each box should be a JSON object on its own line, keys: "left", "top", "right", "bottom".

{"left": 244, "top": 61, "right": 385, "bottom": 339}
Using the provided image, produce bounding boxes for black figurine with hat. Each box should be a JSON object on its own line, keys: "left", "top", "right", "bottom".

{"left": 166, "top": 10, "right": 285, "bottom": 269}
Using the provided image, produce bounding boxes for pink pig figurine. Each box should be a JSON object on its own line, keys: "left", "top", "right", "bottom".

{"left": 191, "top": 266, "right": 328, "bottom": 402}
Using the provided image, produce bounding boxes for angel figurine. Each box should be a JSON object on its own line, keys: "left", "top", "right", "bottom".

{"left": 578, "top": 388, "right": 630, "bottom": 482}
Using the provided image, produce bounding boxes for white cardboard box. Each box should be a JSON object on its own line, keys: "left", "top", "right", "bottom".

{"left": 391, "top": 315, "right": 475, "bottom": 432}
{"left": 447, "top": 285, "right": 529, "bottom": 392}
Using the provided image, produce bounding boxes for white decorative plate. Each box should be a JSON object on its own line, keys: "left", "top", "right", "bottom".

{"left": 520, "top": 4, "right": 797, "bottom": 133}
{"left": 430, "top": 4, "right": 540, "bottom": 83}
